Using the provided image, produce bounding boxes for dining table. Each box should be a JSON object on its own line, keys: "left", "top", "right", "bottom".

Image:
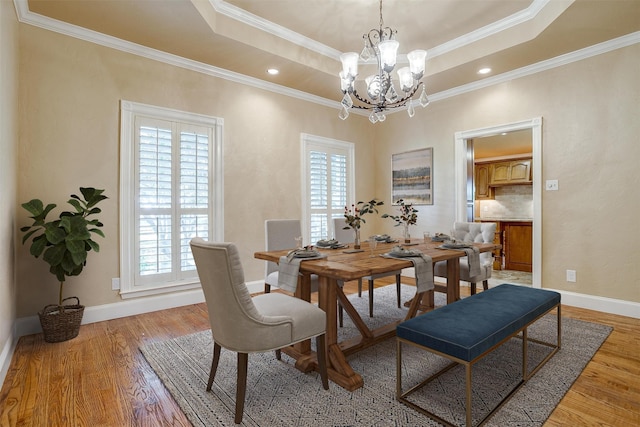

{"left": 254, "top": 237, "right": 501, "bottom": 391}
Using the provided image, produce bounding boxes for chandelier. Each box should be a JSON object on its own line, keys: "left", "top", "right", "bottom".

{"left": 338, "top": 0, "right": 429, "bottom": 123}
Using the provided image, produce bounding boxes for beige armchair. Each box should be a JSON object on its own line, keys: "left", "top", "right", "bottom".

{"left": 190, "top": 238, "right": 329, "bottom": 424}
{"left": 433, "top": 222, "right": 497, "bottom": 294}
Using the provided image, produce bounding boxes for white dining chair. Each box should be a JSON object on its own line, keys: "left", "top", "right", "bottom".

{"left": 264, "top": 219, "right": 320, "bottom": 294}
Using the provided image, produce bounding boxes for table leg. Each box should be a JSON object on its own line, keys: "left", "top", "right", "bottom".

{"left": 318, "top": 276, "right": 363, "bottom": 391}
{"left": 446, "top": 258, "right": 461, "bottom": 303}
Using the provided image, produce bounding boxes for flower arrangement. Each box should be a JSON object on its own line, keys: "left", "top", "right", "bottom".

{"left": 343, "top": 199, "right": 384, "bottom": 249}
{"left": 343, "top": 199, "right": 384, "bottom": 230}
{"left": 382, "top": 199, "right": 418, "bottom": 242}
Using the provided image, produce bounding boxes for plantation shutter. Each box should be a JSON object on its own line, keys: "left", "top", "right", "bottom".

{"left": 303, "top": 135, "right": 354, "bottom": 244}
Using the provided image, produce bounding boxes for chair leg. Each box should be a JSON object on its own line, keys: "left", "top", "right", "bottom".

{"left": 482, "top": 280, "right": 489, "bottom": 291}
{"left": 235, "top": 352, "right": 248, "bottom": 424}
{"left": 207, "top": 342, "right": 221, "bottom": 391}
{"left": 357, "top": 278, "right": 363, "bottom": 297}
{"left": 368, "top": 279, "right": 374, "bottom": 317}
{"left": 275, "top": 349, "right": 282, "bottom": 360}
{"left": 470, "top": 282, "right": 477, "bottom": 295}
{"left": 264, "top": 283, "right": 271, "bottom": 293}
{"left": 315, "top": 334, "right": 329, "bottom": 390}
{"left": 338, "top": 302, "right": 344, "bottom": 327}
{"left": 395, "top": 273, "right": 402, "bottom": 308}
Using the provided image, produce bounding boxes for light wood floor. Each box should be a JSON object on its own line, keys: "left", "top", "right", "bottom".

{"left": 1, "top": 279, "right": 639, "bottom": 426}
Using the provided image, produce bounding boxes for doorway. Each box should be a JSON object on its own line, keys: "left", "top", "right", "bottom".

{"left": 454, "top": 118, "right": 542, "bottom": 288}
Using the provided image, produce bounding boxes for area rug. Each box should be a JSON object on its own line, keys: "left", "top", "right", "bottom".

{"left": 140, "top": 284, "right": 612, "bottom": 427}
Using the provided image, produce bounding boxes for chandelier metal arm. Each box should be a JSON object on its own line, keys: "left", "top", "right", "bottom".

{"left": 348, "top": 81, "right": 423, "bottom": 111}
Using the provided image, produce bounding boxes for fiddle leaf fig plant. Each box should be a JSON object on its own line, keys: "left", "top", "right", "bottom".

{"left": 21, "top": 187, "right": 108, "bottom": 306}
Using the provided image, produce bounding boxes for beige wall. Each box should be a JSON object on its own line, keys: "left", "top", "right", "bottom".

{"left": 15, "top": 25, "right": 377, "bottom": 317}
{"left": 13, "top": 19, "right": 640, "bottom": 321}
{"left": 0, "top": 0, "right": 19, "bottom": 357}
{"left": 374, "top": 44, "right": 640, "bottom": 303}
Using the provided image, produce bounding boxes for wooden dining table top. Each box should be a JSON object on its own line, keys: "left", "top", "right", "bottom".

{"left": 254, "top": 239, "right": 499, "bottom": 282}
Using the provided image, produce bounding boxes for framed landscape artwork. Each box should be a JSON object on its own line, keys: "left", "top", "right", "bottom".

{"left": 391, "top": 147, "right": 433, "bottom": 205}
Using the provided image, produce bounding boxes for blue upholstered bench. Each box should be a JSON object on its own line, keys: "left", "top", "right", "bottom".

{"left": 396, "top": 284, "right": 561, "bottom": 427}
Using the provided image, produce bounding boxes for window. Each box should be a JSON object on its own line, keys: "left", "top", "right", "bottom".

{"left": 119, "top": 101, "right": 223, "bottom": 298}
{"left": 301, "top": 134, "right": 355, "bottom": 244}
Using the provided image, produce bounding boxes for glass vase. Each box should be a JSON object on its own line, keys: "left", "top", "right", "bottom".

{"left": 403, "top": 223, "right": 411, "bottom": 243}
{"left": 354, "top": 228, "right": 361, "bottom": 249}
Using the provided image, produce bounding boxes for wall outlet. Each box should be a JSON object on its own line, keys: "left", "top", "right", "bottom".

{"left": 545, "top": 179, "right": 559, "bottom": 191}
{"left": 566, "top": 270, "right": 576, "bottom": 282}
{"left": 112, "top": 278, "right": 120, "bottom": 290}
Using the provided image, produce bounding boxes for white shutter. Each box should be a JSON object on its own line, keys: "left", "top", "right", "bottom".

{"left": 120, "top": 100, "right": 223, "bottom": 298}
{"left": 302, "top": 134, "right": 355, "bottom": 244}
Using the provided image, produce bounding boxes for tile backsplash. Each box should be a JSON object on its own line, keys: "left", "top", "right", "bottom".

{"left": 478, "top": 185, "right": 533, "bottom": 219}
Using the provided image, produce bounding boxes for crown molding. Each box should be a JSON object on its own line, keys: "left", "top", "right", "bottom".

{"left": 13, "top": 1, "right": 640, "bottom": 117}
{"left": 429, "top": 31, "right": 640, "bottom": 103}
{"left": 209, "top": 0, "right": 342, "bottom": 60}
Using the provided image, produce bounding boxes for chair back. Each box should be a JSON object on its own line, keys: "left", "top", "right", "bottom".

{"left": 453, "top": 222, "right": 497, "bottom": 264}
{"left": 190, "top": 238, "right": 263, "bottom": 352}
{"left": 333, "top": 217, "right": 352, "bottom": 243}
{"left": 264, "top": 219, "right": 301, "bottom": 277}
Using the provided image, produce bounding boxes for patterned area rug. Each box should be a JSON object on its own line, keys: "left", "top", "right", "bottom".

{"left": 140, "top": 285, "right": 612, "bottom": 427}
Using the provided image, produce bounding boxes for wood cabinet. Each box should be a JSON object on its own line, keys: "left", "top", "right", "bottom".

{"left": 491, "top": 222, "right": 502, "bottom": 270}
{"left": 503, "top": 221, "right": 532, "bottom": 272}
{"left": 489, "top": 159, "right": 532, "bottom": 186}
{"left": 474, "top": 163, "right": 494, "bottom": 199}
{"left": 474, "top": 157, "right": 532, "bottom": 200}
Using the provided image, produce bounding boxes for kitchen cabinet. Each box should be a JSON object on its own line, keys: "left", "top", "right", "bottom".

{"left": 474, "top": 163, "right": 494, "bottom": 200}
{"left": 489, "top": 159, "right": 532, "bottom": 186}
{"left": 503, "top": 221, "right": 532, "bottom": 272}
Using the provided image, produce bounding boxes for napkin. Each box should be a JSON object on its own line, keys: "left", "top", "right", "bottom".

{"left": 277, "top": 249, "right": 325, "bottom": 293}
{"left": 437, "top": 244, "right": 481, "bottom": 278}
{"left": 383, "top": 246, "right": 434, "bottom": 293}
{"left": 316, "top": 239, "right": 347, "bottom": 249}
{"left": 462, "top": 246, "right": 481, "bottom": 277}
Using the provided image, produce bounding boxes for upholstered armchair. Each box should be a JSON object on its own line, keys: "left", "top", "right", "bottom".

{"left": 433, "top": 222, "right": 497, "bottom": 294}
{"left": 190, "top": 238, "right": 329, "bottom": 424}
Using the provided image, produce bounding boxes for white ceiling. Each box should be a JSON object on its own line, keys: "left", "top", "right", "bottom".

{"left": 24, "top": 0, "right": 640, "bottom": 103}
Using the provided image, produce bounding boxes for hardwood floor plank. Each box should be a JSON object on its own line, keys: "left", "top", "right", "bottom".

{"left": 1, "top": 282, "right": 639, "bottom": 427}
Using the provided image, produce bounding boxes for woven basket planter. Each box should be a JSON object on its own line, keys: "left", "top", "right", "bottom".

{"left": 38, "top": 297, "right": 85, "bottom": 343}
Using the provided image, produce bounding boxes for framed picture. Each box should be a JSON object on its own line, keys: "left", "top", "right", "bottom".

{"left": 391, "top": 147, "right": 433, "bottom": 205}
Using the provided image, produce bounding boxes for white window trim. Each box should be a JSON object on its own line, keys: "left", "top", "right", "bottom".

{"left": 300, "top": 133, "right": 355, "bottom": 243}
{"left": 119, "top": 100, "right": 224, "bottom": 299}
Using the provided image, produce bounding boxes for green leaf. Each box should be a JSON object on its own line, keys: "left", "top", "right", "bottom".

{"left": 67, "top": 199, "right": 83, "bottom": 213}
{"left": 29, "top": 235, "right": 48, "bottom": 258}
{"left": 44, "top": 223, "right": 66, "bottom": 245}
{"left": 86, "top": 239, "right": 100, "bottom": 252}
{"left": 43, "top": 244, "right": 66, "bottom": 267}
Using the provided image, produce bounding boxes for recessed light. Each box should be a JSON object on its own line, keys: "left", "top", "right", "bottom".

{"left": 478, "top": 67, "right": 492, "bottom": 75}
{"left": 267, "top": 68, "right": 279, "bottom": 75}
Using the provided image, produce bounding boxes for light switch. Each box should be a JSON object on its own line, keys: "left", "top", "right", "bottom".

{"left": 545, "top": 180, "right": 559, "bottom": 191}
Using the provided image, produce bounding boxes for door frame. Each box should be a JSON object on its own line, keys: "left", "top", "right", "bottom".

{"left": 454, "top": 117, "right": 542, "bottom": 288}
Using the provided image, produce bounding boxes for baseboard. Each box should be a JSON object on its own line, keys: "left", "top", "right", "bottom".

{"left": 0, "top": 332, "right": 17, "bottom": 389}
{"left": 547, "top": 288, "right": 640, "bottom": 319}
{"left": 14, "top": 288, "right": 208, "bottom": 338}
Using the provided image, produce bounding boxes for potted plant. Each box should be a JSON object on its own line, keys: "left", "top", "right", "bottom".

{"left": 382, "top": 198, "right": 418, "bottom": 243}
{"left": 343, "top": 199, "right": 384, "bottom": 249}
{"left": 20, "top": 187, "right": 108, "bottom": 343}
